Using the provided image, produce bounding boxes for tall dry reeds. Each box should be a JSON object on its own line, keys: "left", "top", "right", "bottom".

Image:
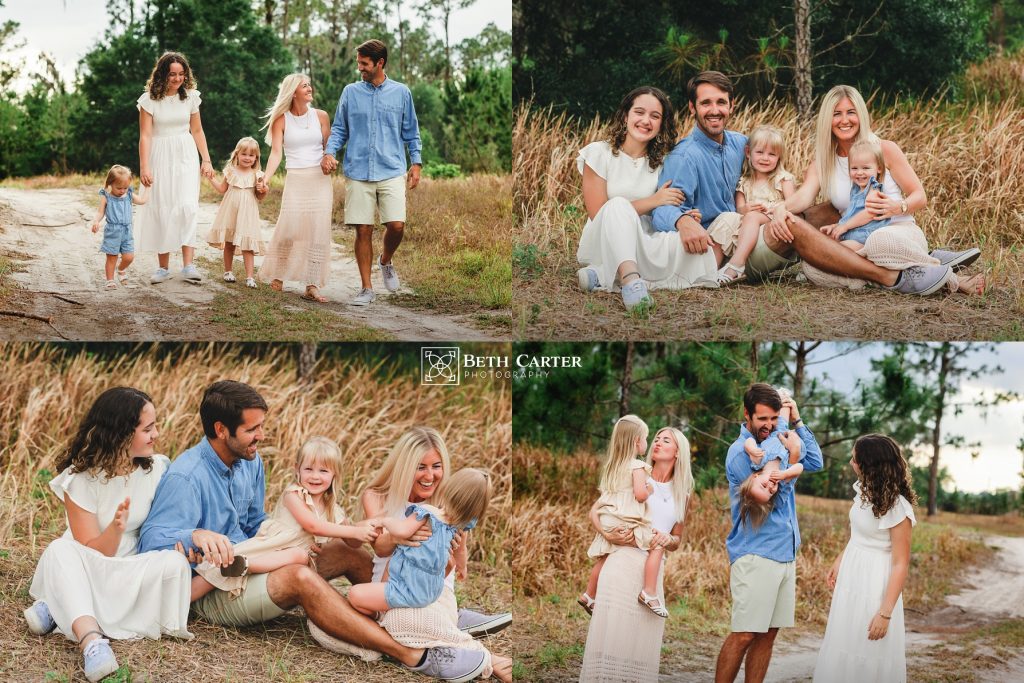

{"left": 514, "top": 56, "right": 1024, "bottom": 271}
{"left": 0, "top": 344, "right": 511, "bottom": 573}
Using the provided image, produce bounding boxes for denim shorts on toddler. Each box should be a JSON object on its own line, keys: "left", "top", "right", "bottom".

{"left": 837, "top": 224, "right": 881, "bottom": 244}
{"left": 100, "top": 222, "right": 134, "bottom": 255}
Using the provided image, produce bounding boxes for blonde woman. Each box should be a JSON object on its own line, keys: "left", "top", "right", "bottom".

{"left": 256, "top": 73, "right": 334, "bottom": 302}
{"left": 580, "top": 425, "right": 693, "bottom": 683}
{"left": 763, "top": 85, "right": 985, "bottom": 295}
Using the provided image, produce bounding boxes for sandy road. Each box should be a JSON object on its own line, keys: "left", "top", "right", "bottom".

{"left": 0, "top": 186, "right": 500, "bottom": 341}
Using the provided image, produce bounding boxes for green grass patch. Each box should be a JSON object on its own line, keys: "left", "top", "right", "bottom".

{"left": 0, "top": 254, "right": 22, "bottom": 301}
{"left": 200, "top": 260, "right": 390, "bottom": 341}
{"left": 400, "top": 247, "right": 511, "bottom": 310}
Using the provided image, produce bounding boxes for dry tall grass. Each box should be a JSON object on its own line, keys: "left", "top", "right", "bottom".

{"left": 513, "top": 55, "right": 1024, "bottom": 340}
{"left": 512, "top": 444, "right": 996, "bottom": 680}
{"left": 0, "top": 343, "right": 511, "bottom": 682}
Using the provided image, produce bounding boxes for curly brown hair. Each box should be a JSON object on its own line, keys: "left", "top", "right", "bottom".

{"left": 853, "top": 434, "right": 918, "bottom": 518}
{"left": 146, "top": 52, "right": 196, "bottom": 101}
{"left": 56, "top": 387, "right": 154, "bottom": 478}
{"left": 605, "top": 86, "right": 678, "bottom": 169}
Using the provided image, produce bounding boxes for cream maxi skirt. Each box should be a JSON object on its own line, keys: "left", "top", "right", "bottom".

{"left": 258, "top": 166, "right": 333, "bottom": 287}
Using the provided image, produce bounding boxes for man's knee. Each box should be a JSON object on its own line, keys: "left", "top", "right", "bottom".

{"left": 268, "top": 563, "right": 322, "bottom": 605}
{"left": 729, "top": 631, "right": 757, "bottom": 649}
{"left": 354, "top": 224, "right": 374, "bottom": 239}
{"left": 384, "top": 221, "right": 404, "bottom": 233}
{"left": 753, "top": 628, "right": 779, "bottom": 646}
{"left": 761, "top": 228, "right": 794, "bottom": 259}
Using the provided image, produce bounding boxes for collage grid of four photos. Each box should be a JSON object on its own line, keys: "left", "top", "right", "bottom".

{"left": 1, "top": 0, "right": 1023, "bottom": 682}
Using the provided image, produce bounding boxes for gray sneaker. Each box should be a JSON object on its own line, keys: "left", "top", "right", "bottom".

{"left": 351, "top": 287, "right": 376, "bottom": 306}
{"left": 181, "top": 264, "right": 202, "bottom": 282}
{"left": 884, "top": 264, "right": 951, "bottom": 296}
{"left": 24, "top": 600, "right": 56, "bottom": 635}
{"left": 404, "top": 646, "right": 486, "bottom": 682}
{"left": 930, "top": 247, "right": 980, "bottom": 271}
{"left": 83, "top": 637, "right": 119, "bottom": 682}
{"left": 620, "top": 279, "right": 652, "bottom": 310}
{"left": 577, "top": 267, "right": 600, "bottom": 292}
{"left": 457, "top": 608, "right": 512, "bottom": 637}
{"left": 379, "top": 256, "right": 401, "bottom": 292}
{"left": 150, "top": 268, "right": 172, "bottom": 284}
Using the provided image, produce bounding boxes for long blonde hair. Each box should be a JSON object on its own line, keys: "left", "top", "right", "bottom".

{"left": 646, "top": 427, "right": 694, "bottom": 524}
{"left": 261, "top": 73, "right": 310, "bottom": 145}
{"left": 742, "top": 125, "right": 790, "bottom": 188}
{"left": 296, "top": 436, "right": 344, "bottom": 523}
{"left": 599, "top": 414, "right": 649, "bottom": 494}
{"left": 364, "top": 426, "right": 452, "bottom": 518}
{"left": 815, "top": 85, "right": 878, "bottom": 202}
{"left": 436, "top": 467, "right": 492, "bottom": 529}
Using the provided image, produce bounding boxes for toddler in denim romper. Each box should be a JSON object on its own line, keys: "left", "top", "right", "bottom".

{"left": 347, "top": 468, "right": 492, "bottom": 617}
{"left": 91, "top": 165, "right": 148, "bottom": 289}
{"left": 821, "top": 139, "right": 892, "bottom": 251}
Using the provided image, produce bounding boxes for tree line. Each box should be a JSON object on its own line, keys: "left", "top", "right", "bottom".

{"left": 512, "top": 342, "right": 1024, "bottom": 517}
{"left": 0, "top": 0, "right": 511, "bottom": 179}
{"left": 513, "top": 0, "right": 1024, "bottom": 118}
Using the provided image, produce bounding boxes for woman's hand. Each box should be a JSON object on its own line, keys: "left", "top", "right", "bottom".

{"left": 826, "top": 553, "right": 843, "bottom": 590}
{"left": 603, "top": 525, "right": 635, "bottom": 546}
{"left": 651, "top": 181, "right": 684, "bottom": 207}
{"left": 200, "top": 160, "right": 214, "bottom": 180}
{"left": 107, "top": 496, "right": 130, "bottom": 533}
{"left": 867, "top": 612, "right": 890, "bottom": 640}
{"left": 865, "top": 189, "right": 899, "bottom": 220}
{"left": 650, "top": 530, "right": 672, "bottom": 550}
{"left": 395, "top": 517, "right": 432, "bottom": 547}
{"left": 140, "top": 168, "right": 153, "bottom": 187}
{"left": 768, "top": 205, "right": 795, "bottom": 243}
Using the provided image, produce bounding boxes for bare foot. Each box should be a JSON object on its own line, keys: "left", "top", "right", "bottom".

{"left": 270, "top": 279, "right": 283, "bottom": 291}
{"left": 491, "top": 654, "right": 513, "bottom": 682}
{"left": 953, "top": 272, "right": 987, "bottom": 295}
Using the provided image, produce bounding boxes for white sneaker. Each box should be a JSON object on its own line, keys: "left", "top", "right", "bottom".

{"left": 223, "top": 271, "right": 237, "bottom": 283}
{"left": 245, "top": 277, "right": 257, "bottom": 289}
{"left": 379, "top": 256, "right": 400, "bottom": 292}
{"left": 82, "top": 637, "right": 119, "bottom": 682}
{"left": 351, "top": 287, "right": 376, "bottom": 306}
{"left": 181, "top": 264, "right": 202, "bottom": 282}
{"left": 150, "top": 268, "right": 172, "bottom": 284}
{"left": 24, "top": 600, "right": 56, "bottom": 635}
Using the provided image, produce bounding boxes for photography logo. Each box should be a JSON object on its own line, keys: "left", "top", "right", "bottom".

{"left": 421, "top": 347, "right": 461, "bottom": 386}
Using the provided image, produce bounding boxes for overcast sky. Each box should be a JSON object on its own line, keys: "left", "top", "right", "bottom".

{"left": 2, "top": 0, "right": 512, "bottom": 93}
{"left": 801, "top": 343, "right": 1023, "bottom": 494}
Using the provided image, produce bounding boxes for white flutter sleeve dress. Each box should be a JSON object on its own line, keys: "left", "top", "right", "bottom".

{"left": 136, "top": 89, "right": 202, "bottom": 253}
{"left": 813, "top": 482, "right": 916, "bottom": 682}
{"left": 28, "top": 455, "right": 193, "bottom": 641}
{"left": 575, "top": 140, "right": 718, "bottom": 291}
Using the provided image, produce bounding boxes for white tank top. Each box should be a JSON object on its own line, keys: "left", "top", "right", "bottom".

{"left": 830, "top": 154, "right": 912, "bottom": 224}
{"left": 646, "top": 478, "right": 677, "bottom": 534}
{"left": 283, "top": 109, "right": 324, "bottom": 169}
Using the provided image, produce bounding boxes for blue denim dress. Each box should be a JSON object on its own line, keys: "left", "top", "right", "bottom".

{"left": 384, "top": 503, "right": 477, "bottom": 609}
{"left": 99, "top": 188, "right": 135, "bottom": 255}
{"left": 837, "top": 177, "right": 890, "bottom": 243}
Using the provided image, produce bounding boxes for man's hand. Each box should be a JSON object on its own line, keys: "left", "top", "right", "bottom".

{"left": 192, "top": 529, "right": 235, "bottom": 567}
{"left": 320, "top": 154, "right": 338, "bottom": 175}
{"left": 678, "top": 220, "right": 710, "bottom": 254}
{"left": 407, "top": 164, "right": 421, "bottom": 190}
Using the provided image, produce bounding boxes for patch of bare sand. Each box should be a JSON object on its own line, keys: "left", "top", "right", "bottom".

{"left": 0, "top": 187, "right": 497, "bottom": 340}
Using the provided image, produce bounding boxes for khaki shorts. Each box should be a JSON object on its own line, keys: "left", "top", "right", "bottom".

{"left": 345, "top": 175, "right": 407, "bottom": 225}
{"left": 191, "top": 573, "right": 287, "bottom": 627}
{"left": 730, "top": 553, "right": 796, "bottom": 632}
{"left": 747, "top": 225, "right": 799, "bottom": 283}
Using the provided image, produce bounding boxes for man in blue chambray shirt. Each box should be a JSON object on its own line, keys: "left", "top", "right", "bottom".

{"left": 652, "top": 72, "right": 747, "bottom": 274}
{"left": 715, "top": 383, "right": 823, "bottom": 683}
{"left": 321, "top": 39, "right": 422, "bottom": 307}
{"left": 139, "top": 380, "right": 486, "bottom": 681}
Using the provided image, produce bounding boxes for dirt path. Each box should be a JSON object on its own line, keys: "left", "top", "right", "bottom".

{"left": 660, "top": 535, "right": 1024, "bottom": 682}
{"left": 0, "top": 187, "right": 497, "bottom": 340}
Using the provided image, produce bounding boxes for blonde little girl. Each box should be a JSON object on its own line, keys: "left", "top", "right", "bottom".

{"left": 578, "top": 414, "right": 669, "bottom": 618}
{"left": 348, "top": 468, "right": 492, "bottom": 617}
{"left": 713, "top": 125, "right": 796, "bottom": 284}
{"left": 739, "top": 391, "right": 804, "bottom": 529}
{"left": 189, "top": 436, "right": 381, "bottom": 600}
{"left": 90, "top": 165, "right": 149, "bottom": 290}
{"left": 819, "top": 139, "right": 891, "bottom": 251}
{"left": 205, "top": 136, "right": 267, "bottom": 288}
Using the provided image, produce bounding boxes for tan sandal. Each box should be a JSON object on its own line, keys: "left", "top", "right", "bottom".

{"left": 302, "top": 285, "right": 328, "bottom": 303}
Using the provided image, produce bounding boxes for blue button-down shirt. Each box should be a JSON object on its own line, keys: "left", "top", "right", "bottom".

{"left": 139, "top": 437, "right": 267, "bottom": 553}
{"left": 652, "top": 126, "right": 747, "bottom": 231}
{"left": 724, "top": 418, "right": 823, "bottom": 565}
{"left": 324, "top": 77, "right": 422, "bottom": 182}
